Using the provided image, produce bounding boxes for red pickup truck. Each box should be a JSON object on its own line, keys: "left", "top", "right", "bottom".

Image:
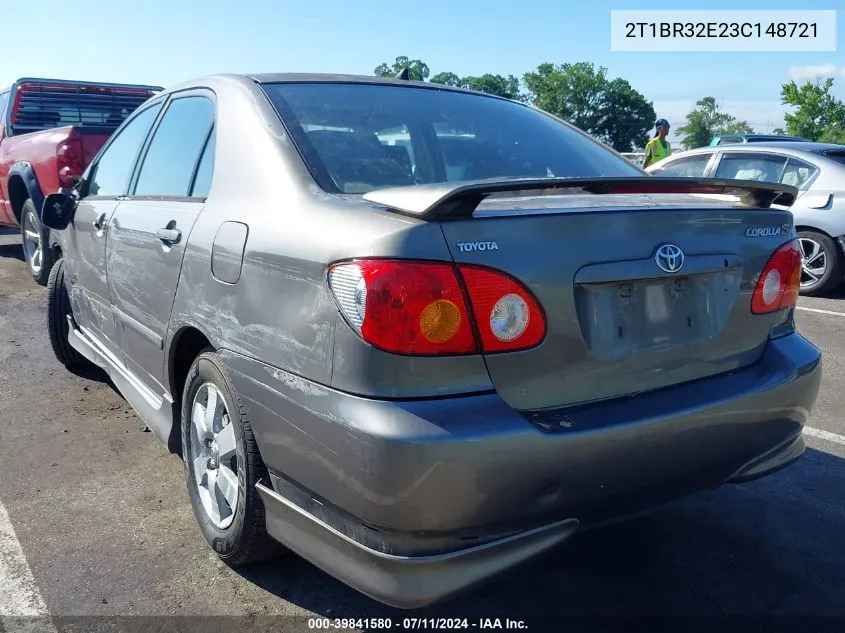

{"left": 0, "top": 78, "right": 162, "bottom": 284}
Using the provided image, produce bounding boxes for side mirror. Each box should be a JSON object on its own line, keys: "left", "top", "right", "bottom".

{"left": 41, "top": 192, "right": 77, "bottom": 231}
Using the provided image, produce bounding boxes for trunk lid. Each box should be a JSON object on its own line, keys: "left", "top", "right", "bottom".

{"left": 437, "top": 192, "right": 794, "bottom": 410}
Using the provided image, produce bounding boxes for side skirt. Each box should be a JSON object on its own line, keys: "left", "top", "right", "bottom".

{"left": 66, "top": 315, "right": 176, "bottom": 448}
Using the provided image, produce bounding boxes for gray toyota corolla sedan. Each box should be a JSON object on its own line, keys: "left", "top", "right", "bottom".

{"left": 40, "top": 73, "right": 822, "bottom": 609}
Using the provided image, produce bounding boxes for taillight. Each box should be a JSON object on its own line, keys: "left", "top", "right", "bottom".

{"left": 328, "top": 260, "right": 477, "bottom": 355}
{"left": 327, "top": 259, "right": 547, "bottom": 355}
{"left": 458, "top": 265, "right": 546, "bottom": 352}
{"left": 9, "top": 82, "right": 29, "bottom": 124}
{"left": 751, "top": 239, "right": 802, "bottom": 314}
{"left": 57, "top": 140, "right": 85, "bottom": 189}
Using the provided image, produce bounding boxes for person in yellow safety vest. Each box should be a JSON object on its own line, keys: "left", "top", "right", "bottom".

{"left": 642, "top": 118, "right": 672, "bottom": 168}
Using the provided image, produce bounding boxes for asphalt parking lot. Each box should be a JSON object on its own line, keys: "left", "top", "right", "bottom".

{"left": 0, "top": 225, "right": 844, "bottom": 633}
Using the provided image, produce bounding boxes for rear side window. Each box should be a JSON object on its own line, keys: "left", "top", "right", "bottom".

{"left": 87, "top": 103, "right": 163, "bottom": 198}
{"left": 261, "top": 82, "right": 642, "bottom": 194}
{"left": 10, "top": 82, "right": 156, "bottom": 134}
{"left": 133, "top": 96, "right": 215, "bottom": 198}
{"left": 713, "top": 153, "right": 788, "bottom": 183}
{"left": 651, "top": 153, "right": 713, "bottom": 177}
{"left": 0, "top": 92, "right": 8, "bottom": 122}
{"left": 780, "top": 157, "right": 819, "bottom": 188}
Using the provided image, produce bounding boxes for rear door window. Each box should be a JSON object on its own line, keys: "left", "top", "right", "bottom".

{"left": 189, "top": 128, "right": 216, "bottom": 198}
{"left": 0, "top": 92, "right": 8, "bottom": 122}
{"left": 713, "top": 152, "right": 788, "bottom": 183}
{"left": 133, "top": 96, "right": 215, "bottom": 198}
{"left": 780, "top": 157, "right": 819, "bottom": 188}
{"left": 650, "top": 153, "right": 713, "bottom": 177}
{"left": 86, "top": 102, "right": 163, "bottom": 198}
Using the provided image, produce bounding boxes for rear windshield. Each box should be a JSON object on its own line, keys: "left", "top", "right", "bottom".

{"left": 261, "top": 82, "right": 642, "bottom": 194}
{"left": 10, "top": 82, "right": 157, "bottom": 134}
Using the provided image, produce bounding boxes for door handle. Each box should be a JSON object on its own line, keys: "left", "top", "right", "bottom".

{"left": 156, "top": 227, "right": 182, "bottom": 244}
{"left": 93, "top": 213, "right": 108, "bottom": 231}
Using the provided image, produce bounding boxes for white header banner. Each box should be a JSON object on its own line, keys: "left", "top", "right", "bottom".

{"left": 610, "top": 10, "right": 836, "bottom": 52}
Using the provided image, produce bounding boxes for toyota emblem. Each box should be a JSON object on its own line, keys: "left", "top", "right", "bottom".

{"left": 654, "top": 243, "right": 685, "bottom": 273}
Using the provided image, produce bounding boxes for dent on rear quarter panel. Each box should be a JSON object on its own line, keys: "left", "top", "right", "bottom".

{"left": 165, "top": 75, "right": 339, "bottom": 387}
{"left": 169, "top": 206, "right": 342, "bottom": 387}
{"left": 164, "top": 75, "right": 489, "bottom": 399}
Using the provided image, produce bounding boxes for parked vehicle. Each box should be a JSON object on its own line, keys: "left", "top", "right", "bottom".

{"left": 646, "top": 141, "right": 845, "bottom": 296}
{"left": 620, "top": 151, "right": 645, "bottom": 164}
{"left": 709, "top": 133, "right": 807, "bottom": 146}
{"left": 0, "top": 77, "right": 161, "bottom": 283}
{"left": 40, "top": 73, "right": 821, "bottom": 609}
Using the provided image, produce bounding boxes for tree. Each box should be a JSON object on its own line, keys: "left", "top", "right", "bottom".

{"left": 374, "top": 56, "right": 430, "bottom": 81}
{"left": 463, "top": 74, "right": 522, "bottom": 101}
{"left": 599, "top": 78, "right": 659, "bottom": 152}
{"left": 430, "top": 72, "right": 462, "bottom": 87}
{"left": 376, "top": 61, "right": 521, "bottom": 100}
{"left": 780, "top": 78, "right": 845, "bottom": 143}
{"left": 676, "top": 97, "right": 753, "bottom": 149}
{"left": 522, "top": 62, "right": 655, "bottom": 152}
{"left": 431, "top": 71, "right": 523, "bottom": 100}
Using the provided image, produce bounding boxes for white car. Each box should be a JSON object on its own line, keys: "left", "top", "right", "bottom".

{"left": 647, "top": 141, "right": 845, "bottom": 296}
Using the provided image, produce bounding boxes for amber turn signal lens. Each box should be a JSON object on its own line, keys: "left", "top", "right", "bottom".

{"left": 419, "top": 300, "right": 462, "bottom": 344}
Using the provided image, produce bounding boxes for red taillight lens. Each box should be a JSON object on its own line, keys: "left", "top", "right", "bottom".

{"left": 57, "top": 140, "right": 85, "bottom": 189}
{"left": 9, "top": 83, "right": 29, "bottom": 124}
{"left": 457, "top": 265, "right": 546, "bottom": 353}
{"left": 327, "top": 259, "right": 547, "bottom": 355}
{"left": 328, "top": 260, "right": 477, "bottom": 355}
{"left": 751, "top": 239, "right": 802, "bottom": 314}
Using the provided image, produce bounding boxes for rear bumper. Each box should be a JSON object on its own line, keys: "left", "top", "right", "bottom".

{"left": 255, "top": 427, "right": 805, "bottom": 609}
{"left": 221, "top": 331, "right": 821, "bottom": 607}
{"left": 256, "top": 481, "right": 580, "bottom": 609}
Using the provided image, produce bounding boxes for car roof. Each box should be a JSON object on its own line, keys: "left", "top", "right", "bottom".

{"left": 154, "top": 72, "right": 513, "bottom": 106}
{"left": 677, "top": 141, "right": 845, "bottom": 156}
{"left": 715, "top": 133, "right": 805, "bottom": 140}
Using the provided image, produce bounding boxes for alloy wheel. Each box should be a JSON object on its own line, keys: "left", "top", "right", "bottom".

{"left": 189, "top": 382, "right": 239, "bottom": 529}
{"left": 798, "top": 237, "right": 827, "bottom": 289}
{"left": 22, "top": 211, "right": 43, "bottom": 276}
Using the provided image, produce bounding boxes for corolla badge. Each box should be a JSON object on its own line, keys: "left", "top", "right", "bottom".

{"left": 745, "top": 224, "right": 792, "bottom": 237}
{"left": 654, "top": 243, "right": 685, "bottom": 273}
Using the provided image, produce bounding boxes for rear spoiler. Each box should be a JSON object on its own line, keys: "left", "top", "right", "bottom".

{"left": 361, "top": 177, "right": 798, "bottom": 221}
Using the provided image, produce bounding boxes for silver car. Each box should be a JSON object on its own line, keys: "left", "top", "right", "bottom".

{"left": 646, "top": 142, "right": 845, "bottom": 296}
{"left": 40, "top": 73, "right": 821, "bottom": 609}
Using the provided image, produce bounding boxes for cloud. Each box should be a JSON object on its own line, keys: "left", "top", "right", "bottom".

{"left": 788, "top": 64, "right": 845, "bottom": 82}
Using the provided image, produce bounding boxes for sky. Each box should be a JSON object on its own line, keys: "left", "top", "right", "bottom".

{"left": 2, "top": 0, "right": 843, "bottom": 146}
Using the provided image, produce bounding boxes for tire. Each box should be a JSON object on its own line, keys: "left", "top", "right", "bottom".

{"left": 20, "top": 198, "right": 54, "bottom": 286}
{"left": 797, "top": 230, "right": 843, "bottom": 297}
{"left": 47, "top": 258, "right": 91, "bottom": 370}
{"left": 181, "top": 350, "right": 283, "bottom": 565}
